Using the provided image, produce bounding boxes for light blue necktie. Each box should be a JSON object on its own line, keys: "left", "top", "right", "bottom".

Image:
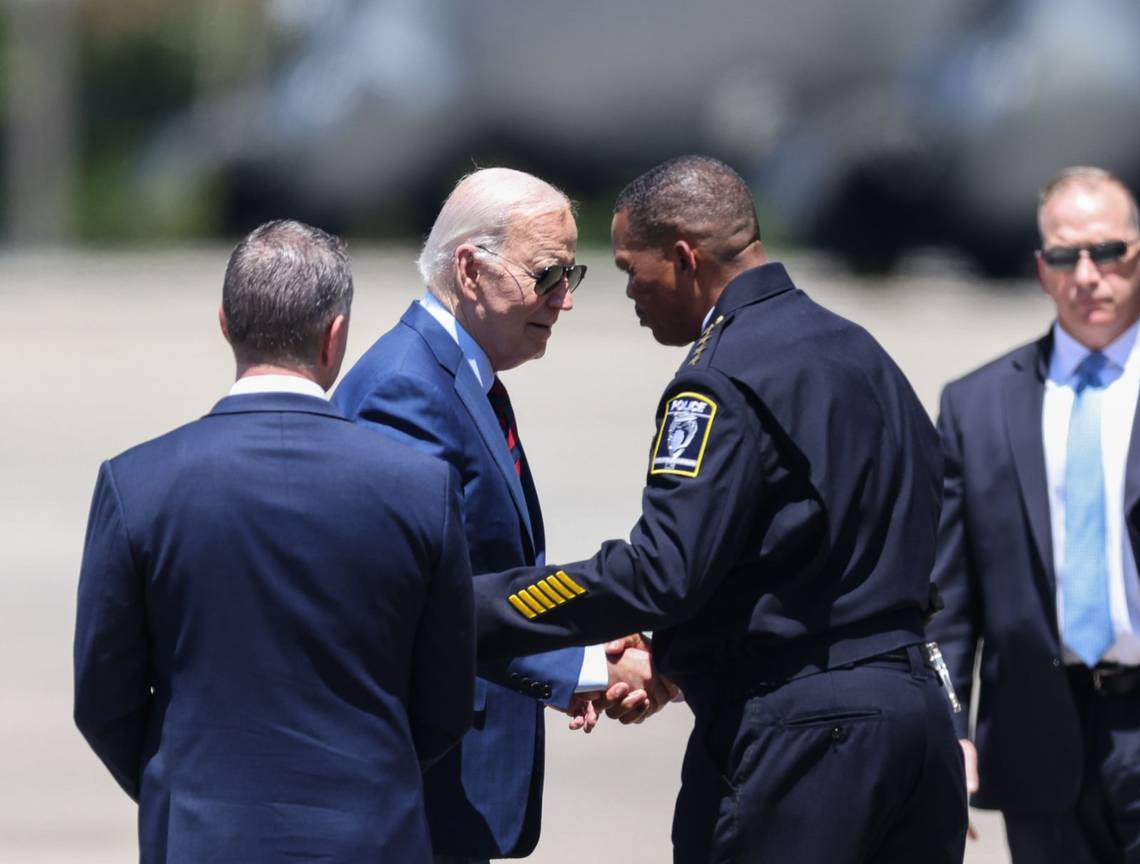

{"left": 1062, "top": 351, "right": 1112, "bottom": 667}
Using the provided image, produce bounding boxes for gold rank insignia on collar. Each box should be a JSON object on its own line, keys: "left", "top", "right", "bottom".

{"left": 507, "top": 570, "right": 587, "bottom": 620}
{"left": 687, "top": 314, "right": 724, "bottom": 367}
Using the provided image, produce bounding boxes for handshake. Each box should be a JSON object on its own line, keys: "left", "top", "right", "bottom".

{"left": 562, "top": 633, "right": 680, "bottom": 733}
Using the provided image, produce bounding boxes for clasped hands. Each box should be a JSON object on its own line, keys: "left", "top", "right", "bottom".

{"left": 563, "top": 633, "right": 679, "bottom": 733}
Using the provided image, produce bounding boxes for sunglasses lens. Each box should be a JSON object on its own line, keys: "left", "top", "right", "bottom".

{"left": 1042, "top": 240, "right": 1131, "bottom": 269}
{"left": 1090, "top": 240, "right": 1128, "bottom": 264}
{"left": 1042, "top": 247, "right": 1080, "bottom": 269}
{"left": 534, "top": 264, "right": 587, "bottom": 295}
{"left": 534, "top": 267, "right": 564, "bottom": 295}
{"left": 566, "top": 265, "right": 586, "bottom": 292}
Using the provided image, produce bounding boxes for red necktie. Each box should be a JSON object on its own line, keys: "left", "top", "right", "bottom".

{"left": 487, "top": 377, "right": 522, "bottom": 476}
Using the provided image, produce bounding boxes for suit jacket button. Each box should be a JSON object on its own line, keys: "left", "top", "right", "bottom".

{"left": 509, "top": 672, "right": 521, "bottom": 681}
{"left": 831, "top": 726, "right": 846, "bottom": 742}
{"left": 529, "top": 682, "right": 545, "bottom": 697}
{"left": 1052, "top": 658, "right": 1062, "bottom": 669}
{"left": 542, "top": 685, "right": 552, "bottom": 700}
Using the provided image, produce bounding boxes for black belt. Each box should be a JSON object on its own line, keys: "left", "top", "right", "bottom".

{"left": 1066, "top": 663, "right": 1140, "bottom": 697}
{"left": 685, "top": 644, "right": 926, "bottom": 705}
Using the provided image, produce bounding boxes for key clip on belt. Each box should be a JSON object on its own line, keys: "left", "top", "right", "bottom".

{"left": 922, "top": 641, "right": 962, "bottom": 713}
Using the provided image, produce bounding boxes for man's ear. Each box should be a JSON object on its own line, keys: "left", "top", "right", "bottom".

{"left": 218, "top": 304, "right": 231, "bottom": 343}
{"left": 1034, "top": 251, "right": 1052, "bottom": 297}
{"left": 455, "top": 245, "right": 482, "bottom": 300}
{"left": 322, "top": 314, "right": 348, "bottom": 367}
{"left": 673, "top": 239, "right": 698, "bottom": 273}
{"left": 316, "top": 313, "right": 350, "bottom": 389}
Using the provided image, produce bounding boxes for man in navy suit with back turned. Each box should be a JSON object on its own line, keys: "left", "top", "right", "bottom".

{"left": 929, "top": 166, "right": 1140, "bottom": 862}
{"left": 334, "top": 168, "right": 674, "bottom": 862}
{"left": 73, "top": 219, "right": 475, "bottom": 863}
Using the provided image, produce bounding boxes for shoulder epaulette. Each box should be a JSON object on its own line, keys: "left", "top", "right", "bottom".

{"left": 687, "top": 314, "right": 725, "bottom": 367}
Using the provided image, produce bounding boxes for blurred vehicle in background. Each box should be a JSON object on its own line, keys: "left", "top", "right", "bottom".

{"left": 42, "top": 0, "right": 1140, "bottom": 274}
{"left": 767, "top": 0, "right": 1140, "bottom": 275}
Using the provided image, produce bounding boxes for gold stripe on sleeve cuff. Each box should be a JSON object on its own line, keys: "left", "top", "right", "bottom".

{"left": 553, "top": 570, "right": 587, "bottom": 595}
{"left": 508, "top": 594, "right": 537, "bottom": 619}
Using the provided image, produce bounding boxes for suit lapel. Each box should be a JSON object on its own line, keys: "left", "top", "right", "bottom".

{"left": 452, "top": 365, "right": 537, "bottom": 553}
{"left": 401, "top": 303, "right": 538, "bottom": 554}
{"left": 1002, "top": 334, "right": 1055, "bottom": 592}
{"left": 515, "top": 438, "right": 546, "bottom": 563}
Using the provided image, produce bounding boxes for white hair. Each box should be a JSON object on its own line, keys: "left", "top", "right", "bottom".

{"left": 417, "top": 167, "right": 571, "bottom": 292}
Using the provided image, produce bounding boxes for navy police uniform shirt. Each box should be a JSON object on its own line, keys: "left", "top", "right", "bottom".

{"left": 474, "top": 262, "right": 944, "bottom": 689}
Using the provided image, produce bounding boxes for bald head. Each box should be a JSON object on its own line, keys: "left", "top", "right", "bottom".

{"left": 613, "top": 155, "right": 761, "bottom": 262}
{"left": 1038, "top": 166, "right": 1140, "bottom": 243}
{"left": 417, "top": 167, "right": 572, "bottom": 295}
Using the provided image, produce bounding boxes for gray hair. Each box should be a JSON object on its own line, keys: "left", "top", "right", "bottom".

{"left": 416, "top": 167, "right": 571, "bottom": 293}
{"left": 614, "top": 155, "right": 760, "bottom": 261}
{"left": 1037, "top": 166, "right": 1140, "bottom": 240}
{"left": 222, "top": 219, "right": 353, "bottom": 367}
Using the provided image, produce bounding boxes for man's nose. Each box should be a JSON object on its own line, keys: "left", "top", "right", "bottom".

{"left": 1073, "top": 251, "right": 1101, "bottom": 289}
{"left": 547, "top": 280, "right": 574, "bottom": 311}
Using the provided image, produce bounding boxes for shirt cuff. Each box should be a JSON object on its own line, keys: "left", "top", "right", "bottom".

{"left": 575, "top": 644, "right": 609, "bottom": 692}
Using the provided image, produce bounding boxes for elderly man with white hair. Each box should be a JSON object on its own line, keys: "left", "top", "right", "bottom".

{"left": 334, "top": 167, "right": 673, "bottom": 862}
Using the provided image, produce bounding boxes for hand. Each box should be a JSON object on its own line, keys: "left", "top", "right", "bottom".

{"left": 959, "top": 738, "right": 979, "bottom": 840}
{"left": 594, "top": 633, "right": 679, "bottom": 725}
{"left": 561, "top": 692, "right": 601, "bottom": 734}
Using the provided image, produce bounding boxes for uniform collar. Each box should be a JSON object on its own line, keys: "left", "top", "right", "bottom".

{"left": 710, "top": 262, "right": 797, "bottom": 322}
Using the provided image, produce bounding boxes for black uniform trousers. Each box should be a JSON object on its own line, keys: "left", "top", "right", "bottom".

{"left": 676, "top": 646, "right": 967, "bottom": 864}
{"left": 1002, "top": 667, "right": 1140, "bottom": 864}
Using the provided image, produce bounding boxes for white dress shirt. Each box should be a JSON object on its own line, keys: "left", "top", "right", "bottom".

{"left": 228, "top": 373, "right": 328, "bottom": 400}
{"left": 1043, "top": 320, "right": 1140, "bottom": 665}
{"left": 418, "top": 294, "right": 609, "bottom": 692}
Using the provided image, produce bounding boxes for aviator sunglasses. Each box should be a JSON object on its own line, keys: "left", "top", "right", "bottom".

{"left": 1039, "top": 239, "right": 1134, "bottom": 270}
{"left": 476, "top": 244, "right": 587, "bottom": 295}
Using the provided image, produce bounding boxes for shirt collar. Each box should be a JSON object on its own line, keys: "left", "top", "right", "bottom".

{"left": 419, "top": 291, "right": 495, "bottom": 393}
{"left": 228, "top": 373, "right": 328, "bottom": 400}
{"left": 1049, "top": 319, "right": 1139, "bottom": 383}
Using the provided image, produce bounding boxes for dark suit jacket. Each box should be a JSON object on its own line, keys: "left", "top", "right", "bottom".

{"left": 73, "top": 391, "right": 474, "bottom": 863}
{"left": 928, "top": 332, "right": 1140, "bottom": 811}
{"left": 333, "top": 302, "right": 585, "bottom": 858}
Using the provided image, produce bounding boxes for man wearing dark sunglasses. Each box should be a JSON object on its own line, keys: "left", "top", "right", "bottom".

{"left": 333, "top": 168, "right": 672, "bottom": 863}
{"left": 928, "top": 166, "right": 1140, "bottom": 863}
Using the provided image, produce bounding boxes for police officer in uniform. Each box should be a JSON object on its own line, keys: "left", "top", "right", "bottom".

{"left": 474, "top": 156, "right": 967, "bottom": 862}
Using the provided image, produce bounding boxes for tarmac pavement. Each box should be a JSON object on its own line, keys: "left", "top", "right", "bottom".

{"left": 0, "top": 245, "right": 1048, "bottom": 862}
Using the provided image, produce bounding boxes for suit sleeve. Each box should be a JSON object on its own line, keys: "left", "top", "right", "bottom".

{"left": 73, "top": 462, "right": 153, "bottom": 801}
{"left": 474, "top": 369, "right": 766, "bottom": 659}
{"left": 409, "top": 465, "right": 475, "bottom": 769}
{"left": 925, "top": 383, "right": 981, "bottom": 740}
{"left": 477, "top": 647, "right": 585, "bottom": 709}
{"left": 343, "top": 370, "right": 586, "bottom": 705}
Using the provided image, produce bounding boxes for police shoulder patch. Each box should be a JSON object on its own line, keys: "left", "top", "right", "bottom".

{"left": 650, "top": 391, "right": 717, "bottom": 477}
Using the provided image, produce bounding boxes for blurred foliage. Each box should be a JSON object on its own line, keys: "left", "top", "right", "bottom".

{"left": 0, "top": 9, "right": 8, "bottom": 231}
{"left": 78, "top": 8, "right": 196, "bottom": 239}
{"left": 73, "top": 0, "right": 267, "bottom": 240}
